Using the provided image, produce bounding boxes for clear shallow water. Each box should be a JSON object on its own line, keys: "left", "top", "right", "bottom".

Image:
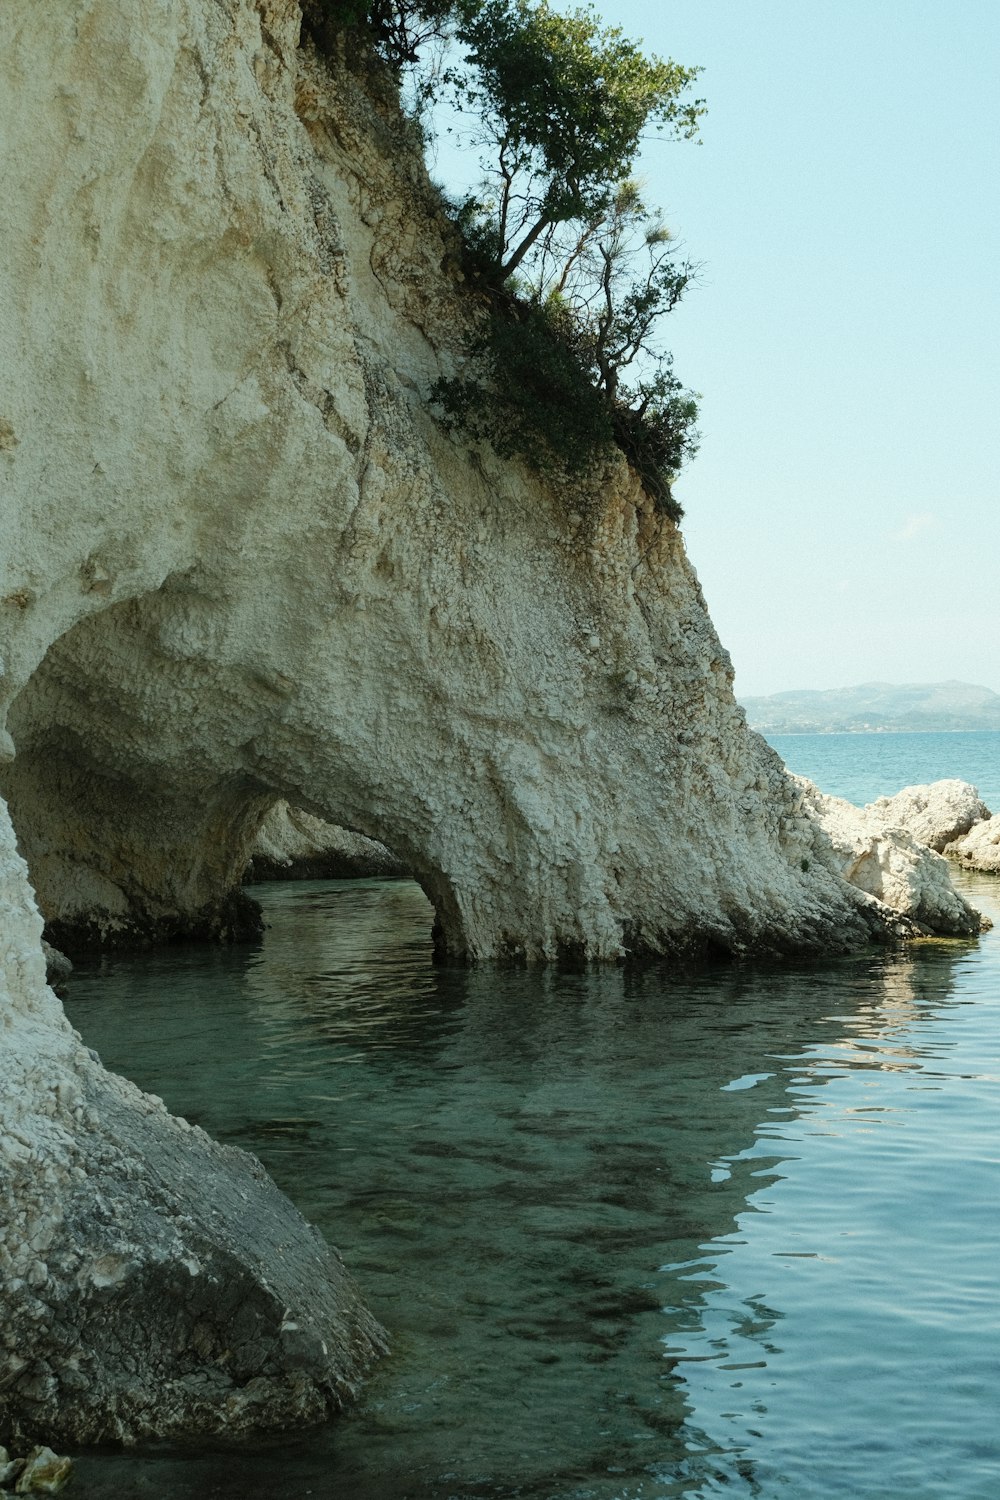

{"left": 65, "top": 859, "right": 1000, "bottom": 1499}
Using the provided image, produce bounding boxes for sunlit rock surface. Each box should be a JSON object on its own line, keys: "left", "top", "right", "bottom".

{"left": 864, "top": 780, "right": 990, "bottom": 853}
{"left": 0, "top": 0, "right": 942, "bottom": 966}
{"left": 853, "top": 779, "right": 1000, "bottom": 880}
{"left": 946, "top": 813, "right": 1000, "bottom": 874}
{"left": 789, "top": 778, "right": 984, "bottom": 937}
{"left": 0, "top": 0, "right": 985, "bottom": 1446}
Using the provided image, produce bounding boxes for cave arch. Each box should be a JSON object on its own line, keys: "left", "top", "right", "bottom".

{"left": 0, "top": 578, "right": 466, "bottom": 956}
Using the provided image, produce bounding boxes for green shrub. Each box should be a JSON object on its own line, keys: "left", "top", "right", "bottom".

{"left": 432, "top": 296, "right": 615, "bottom": 480}
{"left": 302, "top": 0, "right": 473, "bottom": 68}
{"left": 303, "top": 0, "right": 703, "bottom": 516}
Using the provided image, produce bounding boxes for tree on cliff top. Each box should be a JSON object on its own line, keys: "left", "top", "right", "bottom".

{"left": 450, "top": 0, "right": 703, "bottom": 283}
{"left": 303, "top": 0, "right": 704, "bottom": 515}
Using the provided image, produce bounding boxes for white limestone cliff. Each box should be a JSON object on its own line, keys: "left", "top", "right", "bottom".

{"left": 2, "top": 0, "right": 982, "bottom": 966}
{"left": 0, "top": 0, "right": 985, "bottom": 1443}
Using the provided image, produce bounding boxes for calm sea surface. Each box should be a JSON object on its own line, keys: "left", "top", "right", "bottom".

{"left": 65, "top": 734, "right": 1000, "bottom": 1499}
{"left": 763, "top": 728, "right": 1000, "bottom": 812}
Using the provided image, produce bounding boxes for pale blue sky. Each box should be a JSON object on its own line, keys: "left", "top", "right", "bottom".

{"left": 600, "top": 0, "right": 1000, "bottom": 696}
{"left": 429, "top": 1, "right": 999, "bottom": 697}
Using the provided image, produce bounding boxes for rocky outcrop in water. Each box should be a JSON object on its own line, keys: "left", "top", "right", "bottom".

{"left": 0, "top": 0, "right": 985, "bottom": 1447}
{"left": 845, "top": 779, "right": 1000, "bottom": 880}
{"left": 789, "top": 778, "right": 985, "bottom": 938}
{"left": 0, "top": 1444, "right": 72, "bottom": 1494}
{"left": 946, "top": 814, "right": 1000, "bottom": 874}
{"left": 863, "top": 780, "right": 990, "bottom": 854}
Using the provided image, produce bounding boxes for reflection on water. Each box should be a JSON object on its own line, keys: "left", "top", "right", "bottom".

{"left": 65, "top": 876, "right": 1000, "bottom": 1500}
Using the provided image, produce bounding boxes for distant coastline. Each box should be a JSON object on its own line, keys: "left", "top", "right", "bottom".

{"left": 740, "top": 680, "right": 1000, "bottom": 737}
{"left": 761, "top": 727, "right": 1000, "bottom": 737}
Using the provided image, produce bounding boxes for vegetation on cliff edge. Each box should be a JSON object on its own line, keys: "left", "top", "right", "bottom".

{"left": 301, "top": 0, "right": 704, "bottom": 519}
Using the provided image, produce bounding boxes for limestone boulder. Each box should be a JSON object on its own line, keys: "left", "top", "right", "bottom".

{"left": 946, "top": 814, "right": 1000, "bottom": 874}
{"left": 248, "top": 802, "right": 406, "bottom": 881}
{"left": 788, "top": 778, "right": 985, "bottom": 937}
{"left": 0, "top": 804, "right": 386, "bottom": 1446}
{"left": 863, "top": 780, "right": 990, "bottom": 852}
{"left": 851, "top": 778, "right": 1000, "bottom": 879}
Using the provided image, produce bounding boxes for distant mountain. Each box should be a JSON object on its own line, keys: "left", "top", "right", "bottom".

{"left": 739, "top": 680, "right": 1000, "bottom": 734}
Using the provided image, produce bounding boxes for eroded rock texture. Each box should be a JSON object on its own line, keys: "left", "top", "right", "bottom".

{"left": 864, "top": 780, "right": 990, "bottom": 854}
{"left": 789, "top": 778, "right": 984, "bottom": 938}
{"left": 866, "top": 779, "right": 1000, "bottom": 877}
{"left": 0, "top": 0, "right": 985, "bottom": 1446}
{"left": 248, "top": 802, "right": 406, "bottom": 881}
{"left": 1, "top": 0, "right": 957, "bottom": 963}
{"left": 0, "top": 802, "right": 386, "bottom": 1444}
{"left": 947, "top": 814, "right": 1000, "bottom": 874}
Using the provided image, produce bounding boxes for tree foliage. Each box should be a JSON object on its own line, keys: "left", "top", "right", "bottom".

{"left": 541, "top": 182, "right": 693, "bottom": 403}
{"left": 451, "top": 1, "right": 704, "bottom": 281}
{"left": 432, "top": 298, "right": 615, "bottom": 478}
{"left": 302, "top": 0, "right": 469, "bottom": 67}
{"left": 303, "top": 0, "right": 704, "bottom": 515}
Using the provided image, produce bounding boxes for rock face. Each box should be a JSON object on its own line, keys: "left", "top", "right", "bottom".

{"left": 789, "top": 779, "right": 984, "bottom": 938}
{"left": 1, "top": 0, "right": 947, "bottom": 972}
{"left": 863, "top": 780, "right": 990, "bottom": 854}
{"left": 248, "top": 802, "right": 406, "bottom": 881}
{"left": 1, "top": 0, "right": 957, "bottom": 968}
{"left": 0, "top": 0, "right": 986, "bottom": 1446}
{"left": 947, "top": 814, "right": 1000, "bottom": 874}
{"left": 0, "top": 802, "right": 386, "bottom": 1445}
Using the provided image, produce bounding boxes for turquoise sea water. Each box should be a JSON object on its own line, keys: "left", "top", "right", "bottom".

{"left": 63, "top": 734, "right": 1000, "bottom": 1500}
{"left": 762, "top": 729, "right": 1000, "bottom": 813}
